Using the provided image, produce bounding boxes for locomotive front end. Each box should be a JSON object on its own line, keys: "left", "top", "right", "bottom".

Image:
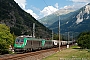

{"left": 14, "top": 36, "right": 25, "bottom": 52}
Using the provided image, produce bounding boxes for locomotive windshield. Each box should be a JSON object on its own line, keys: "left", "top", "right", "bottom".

{"left": 15, "top": 37, "right": 24, "bottom": 43}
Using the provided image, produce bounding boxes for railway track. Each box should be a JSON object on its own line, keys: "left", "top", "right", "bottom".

{"left": 0, "top": 45, "right": 68, "bottom": 60}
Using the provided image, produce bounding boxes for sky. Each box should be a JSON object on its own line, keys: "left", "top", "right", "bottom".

{"left": 14, "top": 0, "right": 90, "bottom": 19}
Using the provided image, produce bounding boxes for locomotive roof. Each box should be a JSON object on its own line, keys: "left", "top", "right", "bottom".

{"left": 16, "top": 35, "right": 52, "bottom": 41}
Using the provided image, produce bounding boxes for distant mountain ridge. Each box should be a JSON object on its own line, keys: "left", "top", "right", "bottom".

{"left": 38, "top": 3, "right": 90, "bottom": 35}
{"left": 49, "top": 3, "right": 90, "bottom": 34}
{"left": 38, "top": 9, "right": 74, "bottom": 27}
{"left": 0, "top": 0, "right": 51, "bottom": 38}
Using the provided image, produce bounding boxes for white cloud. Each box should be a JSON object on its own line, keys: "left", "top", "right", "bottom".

{"left": 66, "top": 0, "right": 90, "bottom": 10}
{"left": 31, "top": 5, "right": 41, "bottom": 12}
{"left": 14, "top": 0, "right": 26, "bottom": 9}
{"left": 14, "top": 0, "right": 89, "bottom": 19}
{"left": 25, "top": 9, "right": 39, "bottom": 19}
{"left": 14, "top": 0, "right": 39, "bottom": 19}
{"left": 70, "top": 0, "right": 90, "bottom": 3}
{"left": 55, "top": 3, "right": 59, "bottom": 9}
{"left": 63, "top": 5, "right": 75, "bottom": 10}
{"left": 40, "top": 6, "right": 59, "bottom": 17}
{"left": 61, "top": 1, "right": 88, "bottom": 10}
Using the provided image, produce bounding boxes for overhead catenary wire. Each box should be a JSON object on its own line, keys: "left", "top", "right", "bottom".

{"left": 42, "top": 0, "right": 53, "bottom": 13}
{"left": 42, "top": 0, "right": 54, "bottom": 40}
{"left": 42, "top": 0, "right": 61, "bottom": 51}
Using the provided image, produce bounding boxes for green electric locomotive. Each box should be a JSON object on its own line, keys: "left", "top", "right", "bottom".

{"left": 14, "top": 35, "right": 53, "bottom": 53}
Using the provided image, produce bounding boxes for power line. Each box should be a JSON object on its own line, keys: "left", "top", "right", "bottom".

{"left": 42, "top": 0, "right": 52, "bottom": 13}
{"left": 43, "top": 0, "right": 61, "bottom": 51}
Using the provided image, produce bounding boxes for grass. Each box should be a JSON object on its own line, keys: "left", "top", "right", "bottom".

{"left": 43, "top": 45, "right": 90, "bottom": 60}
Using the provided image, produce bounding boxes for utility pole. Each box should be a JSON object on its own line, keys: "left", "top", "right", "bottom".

{"left": 72, "top": 33, "right": 73, "bottom": 45}
{"left": 68, "top": 32, "right": 69, "bottom": 44}
{"left": 52, "top": 29, "right": 53, "bottom": 40}
{"left": 59, "top": 16, "right": 61, "bottom": 51}
{"left": 33, "top": 23, "right": 35, "bottom": 38}
{"left": 67, "top": 32, "right": 69, "bottom": 48}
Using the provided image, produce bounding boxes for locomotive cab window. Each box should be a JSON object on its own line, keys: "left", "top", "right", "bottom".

{"left": 15, "top": 38, "right": 24, "bottom": 43}
{"left": 21, "top": 39, "right": 24, "bottom": 42}
{"left": 16, "top": 39, "right": 20, "bottom": 42}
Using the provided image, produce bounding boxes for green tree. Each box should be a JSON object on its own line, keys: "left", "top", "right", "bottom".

{"left": 53, "top": 34, "right": 59, "bottom": 40}
{"left": 77, "top": 31, "right": 90, "bottom": 49}
{"left": 0, "top": 24, "right": 14, "bottom": 54}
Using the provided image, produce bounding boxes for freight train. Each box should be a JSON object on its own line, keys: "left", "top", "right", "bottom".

{"left": 14, "top": 35, "right": 74, "bottom": 53}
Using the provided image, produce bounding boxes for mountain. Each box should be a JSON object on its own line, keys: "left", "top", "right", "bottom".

{"left": 49, "top": 3, "right": 90, "bottom": 34}
{"left": 0, "top": 0, "right": 51, "bottom": 38}
{"left": 38, "top": 9, "right": 74, "bottom": 27}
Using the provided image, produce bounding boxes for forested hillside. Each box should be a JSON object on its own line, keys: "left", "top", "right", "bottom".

{"left": 0, "top": 0, "right": 51, "bottom": 38}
